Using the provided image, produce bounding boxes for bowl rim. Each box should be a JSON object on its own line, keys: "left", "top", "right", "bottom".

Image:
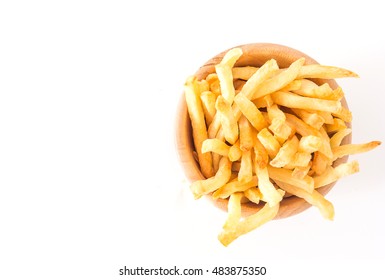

{"left": 175, "top": 42, "right": 352, "bottom": 219}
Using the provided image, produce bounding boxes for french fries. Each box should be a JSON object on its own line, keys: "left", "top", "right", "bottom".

{"left": 184, "top": 47, "right": 381, "bottom": 246}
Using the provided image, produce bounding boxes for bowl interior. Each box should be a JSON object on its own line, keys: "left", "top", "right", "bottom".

{"left": 176, "top": 43, "right": 352, "bottom": 219}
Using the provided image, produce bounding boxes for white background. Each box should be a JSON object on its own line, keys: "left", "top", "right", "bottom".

{"left": 1, "top": 0, "right": 384, "bottom": 279}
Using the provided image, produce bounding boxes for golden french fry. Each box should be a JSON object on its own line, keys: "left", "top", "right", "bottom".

{"left": 268, "top": 119, "right": 292, "bottom": 144}
{"left": 232, "top": 66, "right": 259, "bottom": 80}
{"left": 267, "top": 103, "right": 285, "bottom": 121}
{"left": 293, "top": 79, "right": 343, "bottom": 101}
{"left": 254, "top": 138, "right": 269, "bottom": 169}
{"left": 298, "top": 135, "right": 322, "bottom": 153}
{"left": 284, "top": 152, "right": 312, "bottom": 168}
{"left": 228, "top": 140, "right": 242, "bottom": 162}
{"left": 291, "top": 108, "right": 325, "bottom": 130}
{"left": 285, "top": 113, "right": 322, "bottom": 137}
{"left": 257, "top": 128, "right": 281, "bottom": 158}
{"left": 298, "top": 64, "right": 359, "bottom": 79}
{"left": 274, "top": 180, "right": 334, "bottom": 220}
{"left": 311, "top": 110, "right": 334, "bottom": 124}
{"left": 202, "top": 138, "right": 231, "bottom": 156}
{"left": 332, "top": 106, "right": 352, "bottom": 123}
{"left": 239, "top": 115, "right": 255, "bottom": 151}
{"left": 332, "top": 141, "right": 381, "bottom": 161}
{"left": 314, "top": 161, "right": 359, "bottom": 188}
{"left": 292, "top": 163, "right": 312, "bottom": 179}
{"left": 330, "top": 128, "right": 352, "bottom": 148}
{"left": 215, "top": 95, "right": 238, "bottom": 144}
{"left": 197, "top": 79, "right": 209, "bottom": 92}
{"left": 325, "top": 118, "right": 347, "bottom": 134}
{"left": 238, "top": 59, "right": 279, "bottom": 100}
{"left": 312, "top": 151, "right": 329, "bottom": 175}
{"left": 281, "top": 79, "right": 302, "bottom": 91}
{"left": 268, "top": 165, "right": 314, "bottom": 193}
{"left": 238, "top": 149, "right": 253, "bottom": 183}
{"left": 222, "top": 193, "right": 242, "bottom": 231}
{"left": 200, "top": 90, "right": 216, "bottom": 126}
{"left": 218, "top": 203, "right": 279, "bottom": 246}
{"left": 255, "top": 165, "right": 284, "bottom": 207}
{"left": 213, "top": 176, "right": 258, "bottom": 199}
{"left": 272, "top": 91, "right": 342, "bottom": 113}
{"left": 244, "top": 187, "right": 263, "bottom": 204}
{"left": 270, "top": 135, "right": 299, "bottom": 168}
{"left": 234, "top": 93, "right": 268, "bottom": 131}
{"left": 206, "top": 73, "right": 221, "bottom": 96}
{"left": 190, "top": 157, "right": 232, "bottom": 199}
{"left": 253, "top": 97, "right": 268, "bottom": 108}
{"left": 285, "top": 113, "right": 333, "bottom": 159}
{"left": 252, "top": 57, "right": 305, "bottom": 99}
{"left": 215, "top": 48, "right": 243, "bottom": 104}
{"left": 184, "top": 76, "right": 214, "bottom": 178}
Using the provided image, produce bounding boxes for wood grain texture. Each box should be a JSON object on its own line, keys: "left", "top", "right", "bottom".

{"left": 175, "top": 43, "right": 352, "bottom": 219}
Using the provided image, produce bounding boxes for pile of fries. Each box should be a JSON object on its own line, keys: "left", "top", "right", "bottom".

{"left": 183, "top": 47, "right": 381, "bottom": 246}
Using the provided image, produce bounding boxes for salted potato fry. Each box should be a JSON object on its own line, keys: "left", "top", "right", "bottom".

{"left": 284, "top": 152, "right": 312, "bottom": 169}
{"left": 298, "top": 64, "right": 359, "bottom": 79}
{"left": 206, "top": 73, "right": 221, "bottom": 96}
{"left": 332, "top": 141, "right": 381, "bottom": 161}
{"left": 257, "top": 128, "right": 281, "bottom": 159}
{"left": 311, "top": 110, "right": 334, "bottom": 124}
{"left": 234, "top": 94, "right": 268, "bottom": 131}
{"left": 291, "top": 108, "right": 325, "bottom": 130}
{"left": 227, "top": 141, "right": 241, "bottom": 162}
{"left": 213, "top": 176, "right": 258, "bottom": 199}
{"left": 197, "top": 79, "right": 209, "bottom": 92}
{"left": 332, "top": 106, "right": 352, "bottom": 122}
{"left": 215, "top": 48, "right": 243, "bottom": 104}
{"left": 285, "top": 113, "right": 322, "bottom": 137}
{"left": 202, "top": 138, "right": 231, "bottom": 156}
{"left": 293, "top": 79, "right": 343, "bottom": 101}
{"left": 255, "top": 166, "right": 284, "bottom": 207}
{"left": 268, "top": 118, "right": 292, "bottom": 144}
{"left": 298, "top": 135, "right": 322, "bottom": 153}
{"left": 222, "top": 193, "right": 243, "bottom": 231}
{"left": 270, "top": 135, "right": 299, "bottom": 168}
{"left": 314, "top": 161, "right": 359, "bottom": 188}
{"left": 330, "top": 128, "right": 352, "bottom": 148}
{"left": 184, "top": 77, "right": 214, "bottom": 178}
{"left": 239, "top": 115, "right": 255, "bottom": 151}
{"left": 232, "top": 66, "right": 260, "bottom": 80}
{"left": 244, "top": 187, "right": 263, "bottom": 204}
{"left": 268, "top": 165, "right": 314, "bottom": 193}
{"left": 190, "top": 157, "right": 232, "bottom": 199}
{"left": 239, "top": 59, "right": 279, "bottom": 100}
{"left": 239, "top": 149, "right": 253, "bottom": 184}
{"left": 281, "top": 79, "right": 302, "bottom": 91}
{"left": 272, "top": 91, "right": 342, "bottom": 113}
{"left": 200, "top": 90, "right": 216, "bottom": 126}
{"left": 252, "top": 58, "right": 305, "bottom": 99}
{"left": 326, "top": 118, "right": 347, "bottom": 133}
{"left": 292, "top": 163, "right": 312, "bottom": 180}
{"left": 267, "top": 104, "right": 285, "bottom": 121}
{"left": 275, "top": 180, "right": 334, "bottom": 220}
{"left": 218, "top": 203, "right": 279, "bottom": 247}
{"left": 216, "top": 95, "right": 238, "bottom": 144}
{"left": 228, "top": 140, "right": 242, "bottom": 162}
{"left": 254, "top": 138, "right": 269, "bottom": 169}
{"left": 312, "top": 151, "right": 329, "bottom": 175}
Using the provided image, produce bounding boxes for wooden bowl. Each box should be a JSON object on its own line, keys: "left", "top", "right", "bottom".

{"left": 176, "top": 43, "right": 351, "bottom": 219}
